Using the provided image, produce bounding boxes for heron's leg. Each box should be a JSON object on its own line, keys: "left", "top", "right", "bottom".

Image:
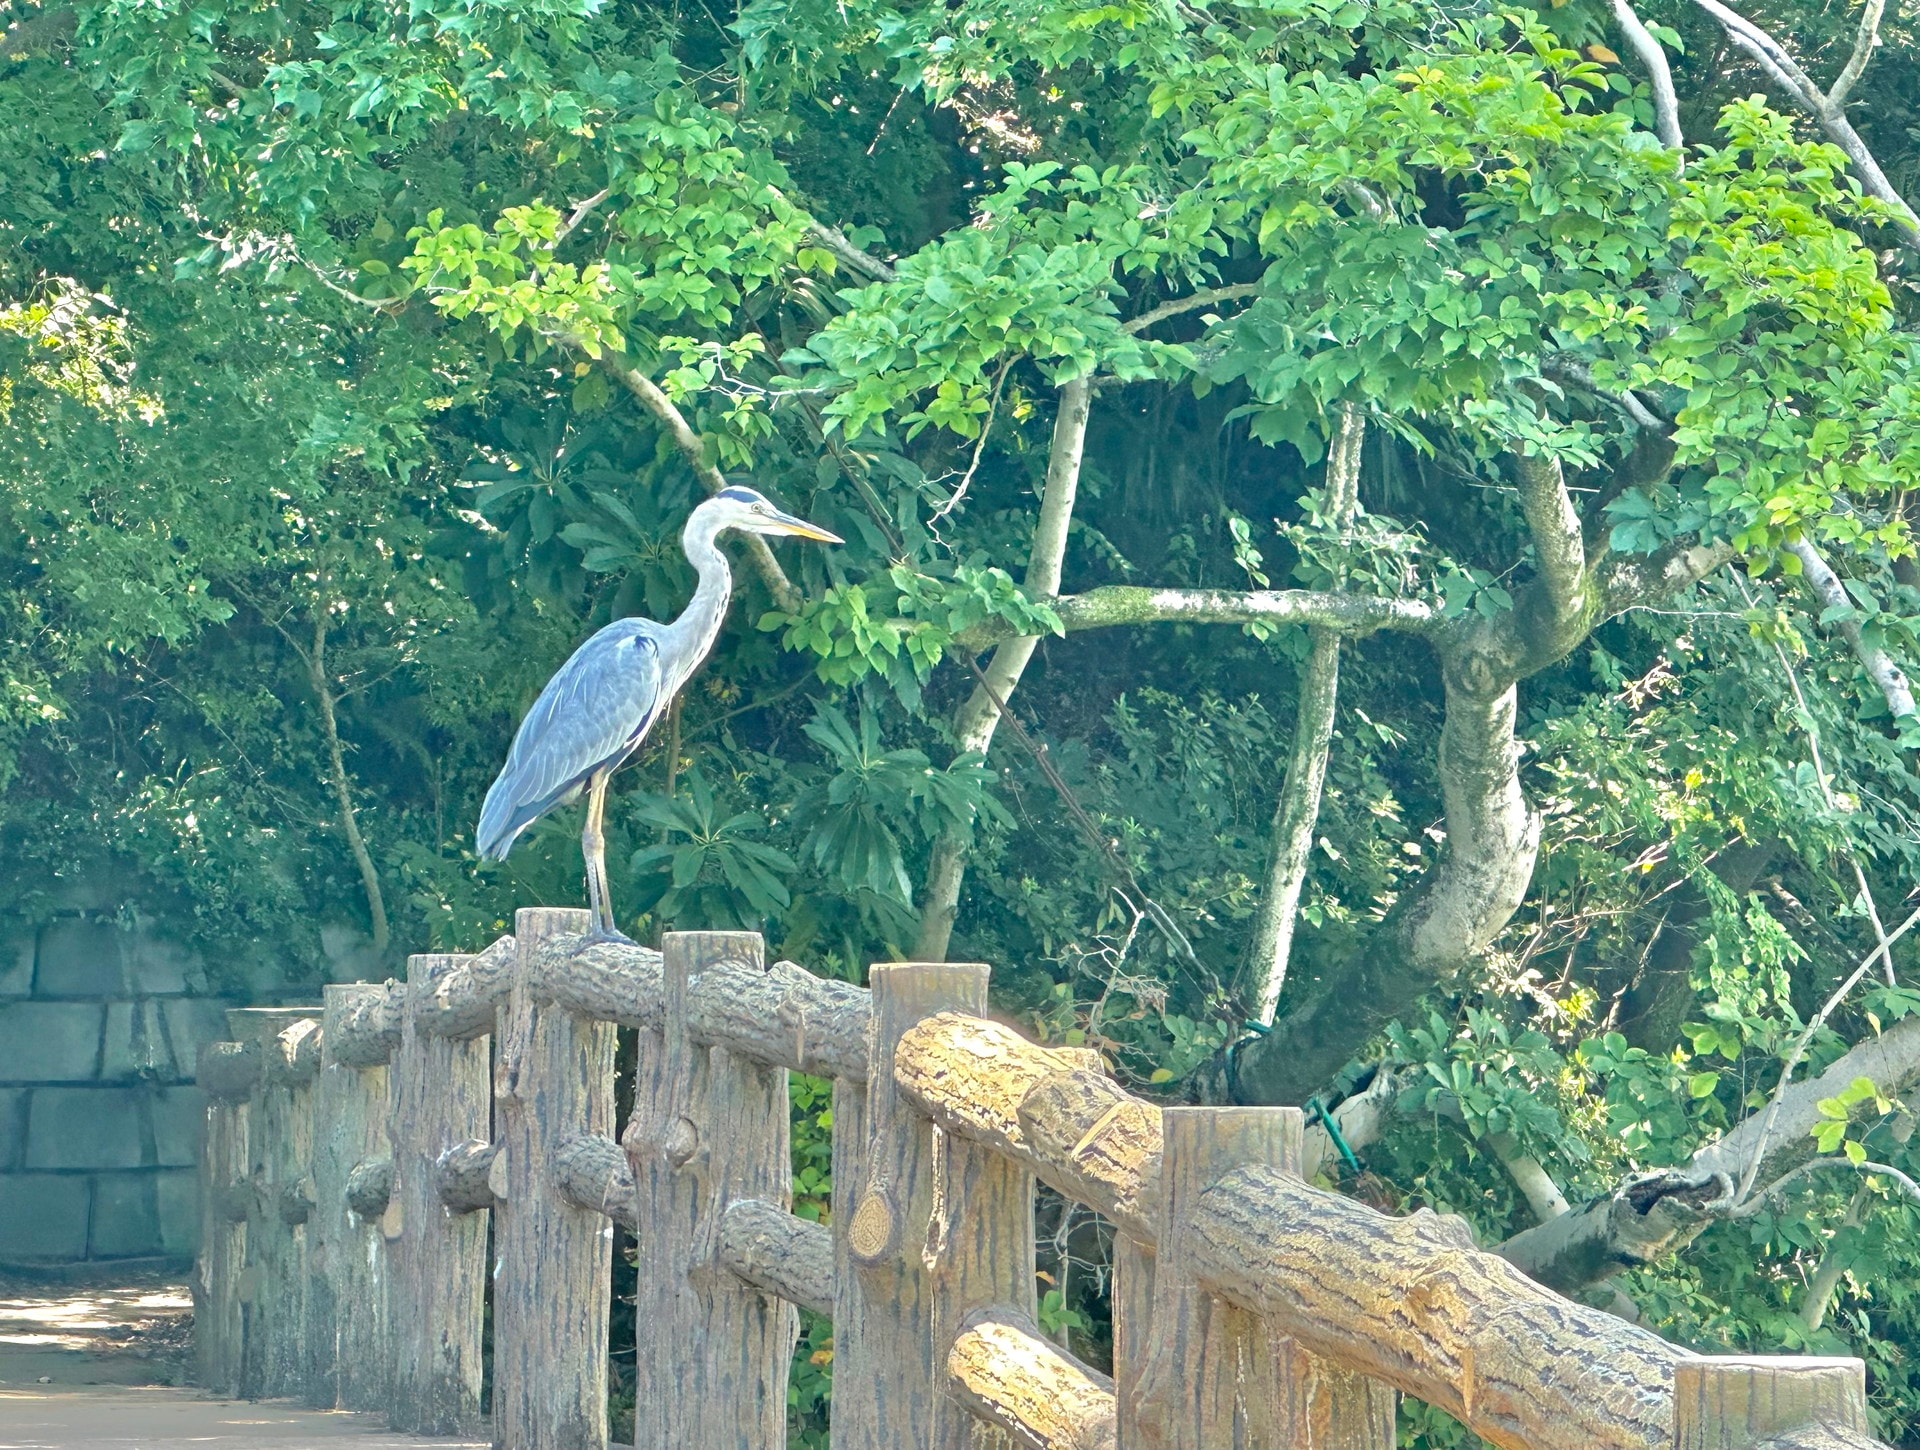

{"left": 581, "top": 772, "right": 614, "bottom": 937}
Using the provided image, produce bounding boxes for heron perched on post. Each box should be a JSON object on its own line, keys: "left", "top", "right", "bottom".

{"left": 476, "top": 485, "right": 841, "bottom": 938}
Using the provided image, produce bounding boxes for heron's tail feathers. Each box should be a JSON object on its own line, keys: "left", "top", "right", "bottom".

{"left": 475, "top": 769, "right": 588, "bottom": 860}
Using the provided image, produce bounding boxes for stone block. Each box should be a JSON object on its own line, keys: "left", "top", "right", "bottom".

{"left": 0, "top": 1088, "right": 24, "bottom": 1170}
{"left": 0, "top": 1001, "right": 104, "bottom": 1082}
{"left": 165, "top": 998, "right": 235, "bottom": 1065}
{"left": 103, "top": 999, "right": 182, "bottom": 1081}
{"left": 156, "top": 1168, "right": 200, "bottom": 1258}
{"left": 24, "top": 1086, "right": 148, "bottom": 1170}
{"left": 128, "top": 926, "right": 196, "bottom": 995}
{"left": 152, "top": 1086, "right": 204, "bottom": 1168}
{"left": 0, "top": 933, "right": 31, "bottom": 996}
{"left": 0, "top": 1173, "right": 92, "bottom": 1262}
{"left": 90, "top": 1172, "right": 162, "bottom": 1258}
{"left": 33, "top": 919, "right": 126, "bottom": 997}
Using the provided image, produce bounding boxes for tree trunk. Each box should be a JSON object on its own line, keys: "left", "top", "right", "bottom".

{"left": 914, "top": 374, "right": 1093, "bottom": 960}
{"left": 1245, "top": 405, "right": 1365, "bottom": 1024}
{"left": 308, "top": 615, "right": 390, "bottom": 957}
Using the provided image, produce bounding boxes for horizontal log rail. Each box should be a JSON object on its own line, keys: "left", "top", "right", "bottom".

{"left": 192, "top": 920, "right": 1890, "bottom": 1450}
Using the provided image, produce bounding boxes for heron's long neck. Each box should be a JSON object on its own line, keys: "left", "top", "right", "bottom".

{"left": 663, "top": 509, "right": 734, "bottom": 692}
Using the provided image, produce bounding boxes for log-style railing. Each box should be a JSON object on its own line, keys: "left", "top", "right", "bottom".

{"left": 193, "top": 912, "right": 1892, "bottom": 1450}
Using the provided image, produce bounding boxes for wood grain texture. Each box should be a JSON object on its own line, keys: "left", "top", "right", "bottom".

{"left": 493, "top": 908, "right": 616, "bottom": 1450}
{"left": 194, "top": 1056, "right": 248, "bottom": 1397}
{"left": 434, "top": 1137, "right": 499, "bottom": 1214}
{"left": 948, "top": 1307, "right": 1116, "bottom": 1450}
{"left": 893, "top": 1015, "right": 1139, "bottom": 1234}
{"left": 308, "top": 985, "right": 391, "bottom": 1411}
{"left": 833, "top": 963, "right": 995, "bottom": 1450}
{"left": 1672, "top": 1357, "right": 1876, "bottom": 1450}
{"left": 629, "top": 931, "right": 796, "bottom": 1450}
{"left": 386, "top": 954, "right": 490, "bottom": 1436}
{"left": 226, "top": 1008, "right": 321, "bottom": 1401}
{"left": 716, "top": 1198, "right": 833, "bottom": 1317}
{"left": 1129, "top": 1109, "right": 1392, "bottom": 1450}
{"left": 328, "top": 982, "right": 405, "bottom": 1068}
{"left": 415, "top": 933, "right": 517, "bottom": 1040}
{"left": 530, "top": 933, "right": 870, "bottom": 1078}
{"left": 553, "top": 1132, "right": 633, "bottom": 1227}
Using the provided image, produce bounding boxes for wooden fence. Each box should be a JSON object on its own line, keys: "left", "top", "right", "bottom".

{"left": 194, "top": 909, "right": 1891, "bottom": 1450}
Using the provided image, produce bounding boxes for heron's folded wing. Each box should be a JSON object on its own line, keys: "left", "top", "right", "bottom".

{"left": 476, "top": 621, "right": 667, "bottom": 856}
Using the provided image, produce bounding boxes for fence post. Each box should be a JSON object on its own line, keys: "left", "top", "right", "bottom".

{"left": 1126, "top": 1107, "right": 1396, "bottom": 1450}
{"left": 225, "top": 1008, "right": 321, "bottom": 1401}
{"left": 492, "top": 907, "right": 614, "bottom": 1450}
{"left": 629, "top": 931, "right": 795, "bottom": 1449}
{"left": 308, "top": 984, "right": 392, "bottom": 1410}
{"left": 385, "top": 954, "right": 491, "bottom": 1435}
{"left": 1672, "top": 1357, "right": 1869, "bottom": 1449}
{"left": 833, "top": 962, "right": 1013, "bottom": 1450}
{"left": 195, "top": 1040, "right": 255, "bottom": 1397}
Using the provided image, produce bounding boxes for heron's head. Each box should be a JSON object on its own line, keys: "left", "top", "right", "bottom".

{"left": 705, "top": 485, "right": 843, "bottom": 543}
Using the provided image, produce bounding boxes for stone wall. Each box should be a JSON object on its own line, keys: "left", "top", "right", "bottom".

{"left": 0, "top": 912, "right": 233, "bottom": 1270}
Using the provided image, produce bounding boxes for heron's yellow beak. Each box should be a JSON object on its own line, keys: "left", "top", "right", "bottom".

{"left": 770, "top": 511, "right": 843, "bottom": 544}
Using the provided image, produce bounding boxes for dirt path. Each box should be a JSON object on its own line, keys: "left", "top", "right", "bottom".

{"left": 0, "top": 1274, "right": 483, "bottom": 1447}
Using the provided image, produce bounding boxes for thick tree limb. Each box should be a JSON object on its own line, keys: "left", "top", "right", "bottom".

{"left": 1788, "top": 537, "right": 1917, "bottom": 722}
{"left": 1513, "top": 453, "right": 1591, "bottom": 631}
{"left": 915, "top": 375, "right": 1094, "bottom": 959}
{"left": 959, "top": 584, "right": 1439, "bottom": 650}
{"left": 1688, "top": 0, "right": 1919, "bottom": 247}
{"left": 1499, "top": 1012, "right": 1920, "bottom": 1295}
{"left": 1611, "top": 0, "right": 1684, "bottom": 151}
{"left": 1245, "top": 404, "right": 1365, "bottom": 1023}
{"left": 599, "top": 355, "right": 799, "bottom": 612}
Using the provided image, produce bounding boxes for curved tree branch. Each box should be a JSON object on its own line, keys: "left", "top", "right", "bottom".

{"left": 1611, "top": 0, "right": 1684, "bottom": 152}
{"left": 1787, "top": 537, "right": 1917, "bottom": 722}
{"left": 599, "top": 354, "right": 799, "bottom": 613}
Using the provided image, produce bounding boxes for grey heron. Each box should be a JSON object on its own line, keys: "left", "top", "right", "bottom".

{"left": 475, "top": 485, "right": 841, "bottom": 938}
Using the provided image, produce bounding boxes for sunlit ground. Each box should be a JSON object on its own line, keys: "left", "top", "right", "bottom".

{"left": 0, "top": 1274, "right": 193, "bottom": 1388}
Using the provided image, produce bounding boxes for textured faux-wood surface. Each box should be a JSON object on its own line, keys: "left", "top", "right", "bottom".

{"left": 1672, "top": 1357, "right": 1881, "bottom": 1450}
{"left": 327, "top": 981, "right": 405, "bottom": 1068}
{"left": 629, "top": 932, "right": 797, "bottom": 1450}
{"left": 309, "top": 985, "right": 391, "bottom": 1411}
{"left": 198, "top": 1039, "right": 263, "bottom": 1101}
{"left": 386, "top": 954, "right": 489, "bottom": 1436}
{"left": 415, "top": 932, "right": 517, "bottom": 1039}
{"left": 833, "top": 963, "right": 999, "bottom": 1450}
{"left": 433, "top": 1137, "right": 499, "bottom": 1214}
{"left": 492, "top": 908, "right": 615, "bottom": 1450}
{"left": 947, "top": 1308, "right": 1116, "bottom": 1450}
{"left": 716, "top": 1198, "right": 834, "bottom": 1316}
{"left": 226, "top": 1008, "right": 321, "bottom": 1401}
{"left": 1131, "top": 1109, "right": 1393, "bottom": 1449}
{"left": 530, "top": 934, "right": 871, "bottom": 1079}
{"left": 894, "top": 1014, "right": 1143, "bottom": 1234}
{"left": 194, "top": 1065, "right": 247, "bottom": 1396}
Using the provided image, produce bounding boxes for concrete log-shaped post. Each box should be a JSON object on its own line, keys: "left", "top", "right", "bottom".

{"left": 629, "top": 931, "right": 795, "bottom": 1450}
{"left": 492, "top": 907, "right": 615, "bottom": 1450}
{"left": 833, "top": 962, "right": 1013, "bottom": 1450}
{"left": 386, "top": 954, "right": 491, "bottom": 1436}
{"left": 1127, "top": 1108, "right": 1394, "bottom": 1450}
{"left": 195, "top": 1040, "right": 254, "bottom": 1396}
{"left": 308, "top": 985, "right": 393, "bottom": 1410}
{"left": 226, "top": 1007, "right": 322, "bottom": 1401}
{"left": 1672, "top": 1357, "right": 1872, "bottom": 1450}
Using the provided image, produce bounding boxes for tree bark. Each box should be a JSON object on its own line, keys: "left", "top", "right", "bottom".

{"left": 1246, "top": 405, "right": 1366, "bottom": 1024}
{"left": 915, "top": 374, "right": 1093, "bottom": 960}
{"left": 307, "top": 615, "right": 389, "bottom": 957}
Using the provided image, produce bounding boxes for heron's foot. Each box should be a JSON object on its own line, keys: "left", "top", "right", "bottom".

{"left": 581, "top": 923, "right": 637, "bottom": 948}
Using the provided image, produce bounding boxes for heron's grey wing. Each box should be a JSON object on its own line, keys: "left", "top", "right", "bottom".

{"left": 475, "top": 620, "right": 668, "bottom": 858}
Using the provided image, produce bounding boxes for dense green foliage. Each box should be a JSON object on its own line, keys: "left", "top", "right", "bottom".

{"left": 6, "top": 0, "right": 1920, "bottom": 1439}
